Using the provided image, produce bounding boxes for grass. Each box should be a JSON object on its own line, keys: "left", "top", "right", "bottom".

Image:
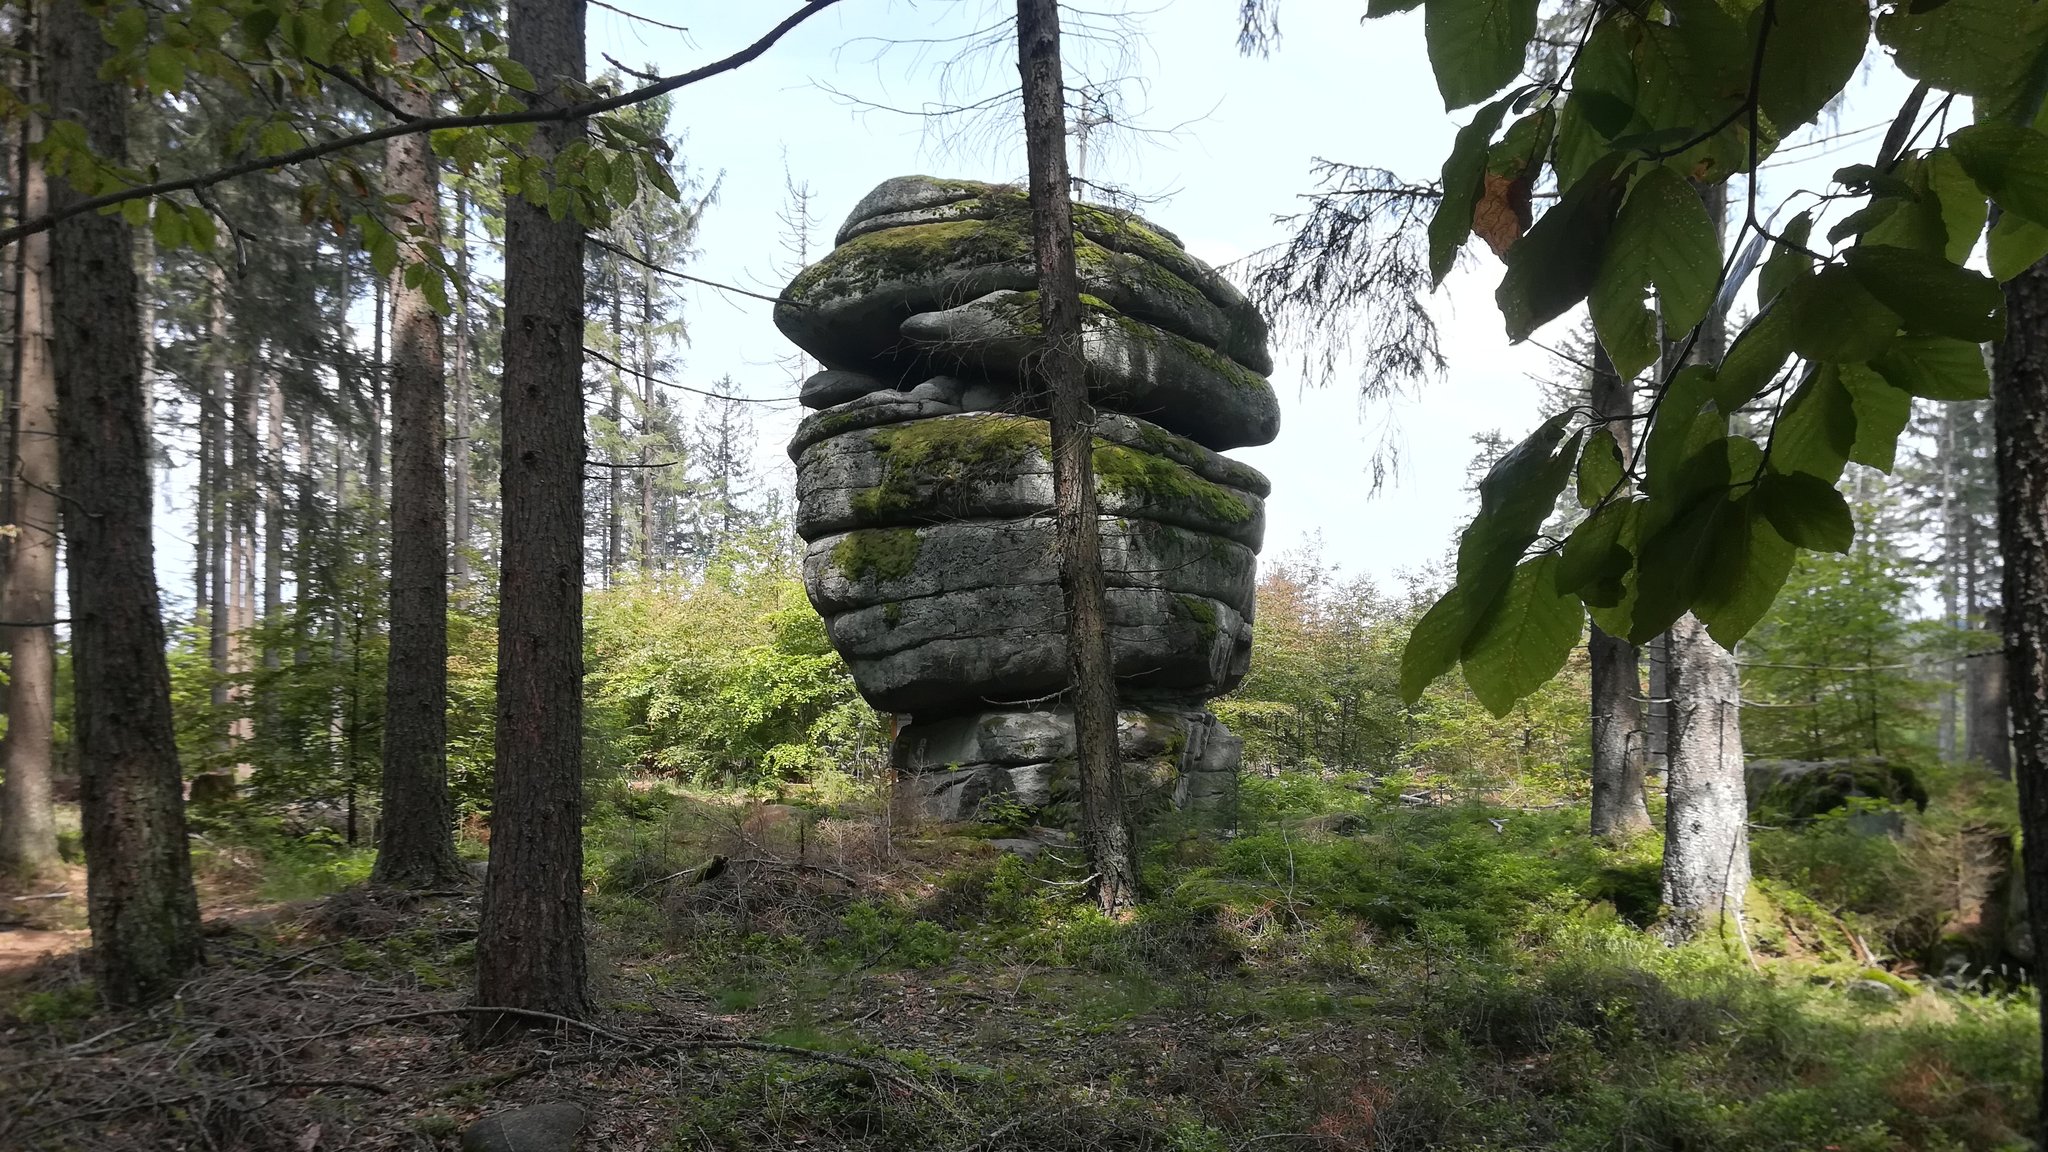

{"left": 4, "top": 767, "right": 2036, "bottom": 1151}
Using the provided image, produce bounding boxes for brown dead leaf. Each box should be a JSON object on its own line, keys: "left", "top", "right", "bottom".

{"left": 296, "top": 1123, "right": 322, "bottom": 1151}
{"left": 1473, "top": 170, "right": 1535, "bottom": 258}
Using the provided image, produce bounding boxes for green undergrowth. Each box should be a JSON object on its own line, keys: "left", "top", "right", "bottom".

{"left": 569, "top": 768, "right": 2036, "bottom": 1152}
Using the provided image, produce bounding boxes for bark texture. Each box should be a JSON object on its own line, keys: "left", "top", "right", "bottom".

{"left": 45, "top": 0, "right": 202, "bottom": 1004}
{"left": 1992, "top": 253, "right": 2048, "bottom": 1141}
{"left": 1586, "top": 344, "right": 1649, "bottom": 837}
{"left": 373, "top": 22, "right": 463, "bottom": 889}
{"left": 0, "top": 108, "right": 60, "bottom": 877}
{"left": 1970, "top": 605, "right": 2012, "bottom": 775}
{"left": 1016, "top": 0, "right": 1138, "bottom": 915}
{"left": 471, "top": 0, "right": 592, "bottom": 1037}
{"left": 1659, "top": 612, "right": 1749, "bottom": 939}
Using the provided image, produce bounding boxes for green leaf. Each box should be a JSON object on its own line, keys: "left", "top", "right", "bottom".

{"left": 1989, "top": 209, "right": 2048, "bottom": 280}
{"left": 369, "top": 233, "right": 399, "bottom": 279}
{"left": 1577, "top": 426, "right": 1625, "bottom": 508}
{"left": 151, "top": 202, "right": 188, "bottom": 249}
{"left": 1949, "top": 120, "right": 2048, "bottom": 227}
{"left": 1401, "top": 585, "right": 1478, "bottom": 704}
{"left": 1878, "top": 0, "right": 2048, "bottom": 102}
{"left": 183, "top": 204, "right": 217, "bottom": 251}
{"left": 1843, "top": 244, "right": 2006, "bottom": 342}
{"left": 1869, "top": 334, "right": 1991, "bottom": 399}
{"left": 1458, "top": 554, "right": 1582, "bottom": 716}
{"left": 1770, "top": 367, "right": 1856, "bottom": 484}
{"left": 1630, "top": 488, "right": 1731, "bottom": 644}
{"left": 1498, "top": 155, "right": 1627, "bottom": 341}
{"left": 1430, "top": 96, "right": 1515, "bottom": 284}
{"left": 1631, "top": 0, "right": 1757, "bottom": 179}
{"left": 1756, "top": 0, "right": 1869, "bottom": 131}
{"left": 609, "top": 157, "right": 640, "bottom": 208}
{"left": 145, "top": 43, "right": 186, "bottom": 94}
{"left": 1782, "top": 265, "right": 1900, "bottom": 362}
{"left": 1929, "top": 148, "right": 1990, "bottom": 263}
{"left": 109, "top": 6, "right": 149, "bottom": 51}
{"left": 1840, "top": 363, "right": 1913, "bottom": 472}
{"left": 258, "top": 120, "right": 303, "bottom": 158}
{"left": 1758, "top": 212, "right": 1814, "bottom": 306}
{"left": 364, "top": 0, "right": 408, "bottom": 35}
{"left": 1589, "top": 166, "right": 1719, "bottom": 379}
{"left": 1715, "top": 305, "right": 1795, "bottom": 411}
{"left": 1424, "top": 0, "right": 1540, "bottom": 110}
{"left": 423, "top": 270, "right": 451, "bottom": 316}
{"left": 1367, "top": 0, "right": 1426, "bottom": 14}
{"left": 1691, "top": 497, "right": 1796, "bottom": 648}
{"left": 1642, "top": 365, "right": 1722, "bottom": 498}
{"left": 1559, "top": 497, "right": 1641, "bottom": 595}
{"left": 1756, "top": 470, "right": 1853, "bottom": 552}
{"left": 496, "top": 58, "right": 537, "bottom": 92}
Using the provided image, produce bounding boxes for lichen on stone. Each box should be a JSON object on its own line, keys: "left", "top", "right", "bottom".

{"left": 1173, "top": 594, "right": 1221, "bottom": 645}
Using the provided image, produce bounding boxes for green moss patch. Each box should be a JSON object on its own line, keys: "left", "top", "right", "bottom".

{"left": 833, "top": 528, "right": 923, "bottom": 584}
{"left": 852, "top": 415, "right": 1052, "bottom": 521}
{"left": 1092, "top": 441, "right": 1254, "bottom": 525}
{"left": 1173, "top": 594, "right": 1222, "bottom": 645}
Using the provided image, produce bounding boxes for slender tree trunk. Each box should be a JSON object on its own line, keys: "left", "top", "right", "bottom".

{"left": 206, "top": 268, "right": 229, "bottom": 725}
{"left": 638, "top": 242, "right": 655, "bottom": 572}
{"left": 1993, "top": 251, "right": 2048, "bottom": 1143}
{"left": 471, "top": 0, "right": 592, "bottom": 1038}
{"left": 0, "top": 102, "right": 58, "bottom": 877}
{"left": 1587, "top": 343, "right": 1649, "bottom": 837}
{"left": 369, "top": 274, "right": 386, "bottom": 554}
{"left": 606, "top": 286, "right": 623, "bottom": 584}
{"left": 451, "top": 185, "right": 473, "bottom": 590}
{"left": 1660, "top": 182, "right": 1747, "bottom": 940}
{"left": 373, "top": 28, "right": 463, "bottom": 889}
{"left": 1016, "top": 0, "right": 1137, "bottom": 915}
{"left": 1940, "top": 404, "right": 1961, "bottom": 761}
{"left": 45, "top": 0, "right": 202, "bottom": 1004}
{"left": 229, "top": 359, "right": 256, "bottom": 752}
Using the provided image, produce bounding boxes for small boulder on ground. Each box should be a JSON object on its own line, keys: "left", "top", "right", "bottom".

{"left": 461, "top": 1101, "right": 587, "bottom": 1152}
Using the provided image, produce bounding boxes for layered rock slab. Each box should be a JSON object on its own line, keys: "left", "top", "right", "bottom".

{"left": 776, "top": 176, "right": 1276, "bottom": 825}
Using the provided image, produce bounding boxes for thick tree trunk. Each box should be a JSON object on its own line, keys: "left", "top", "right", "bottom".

{"left": 1660, "top": 612, "right": 1749, "bottom": 938}
{"left": 0, "top": 109, "right": 58, "bottom": 877}
{"left": 369, "top": 275, "right": 386, "bottom": 553}
{"left": 471, "top": 0, "right": 592, "bottom": 1038}
{"left": 373, "top": 31, "right": 463, "bottom": 890}
{"left": 1971, "top": 605, "right": 2013, "bottom": 775}
{"left": 45, "top": 0, "right": 202, "bottom": 1004}
{"left": 1015, "top": 0, "right": 1137, "bottom": 915}
{"left": 1991, "top": 252, "right": 2048, "bottom": 1141}
{"left": 1587, "top": 344, "right": 1649, "bottom": 837}
{"left": 451, "top": 185, "right": 473, "bottom": 590}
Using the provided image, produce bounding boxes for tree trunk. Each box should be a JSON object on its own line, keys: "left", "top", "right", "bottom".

{"left": 471, "top": 0, "right": 592, "bottom": 1038}
{"left": 1972, "top": 605, "right": 2013, "bottom": 775}
{"left": 1587, "top": 343, "right": 1649, "bottom": 837}
{"left": 1992, "top": 253, "right": 2048, "bottom": 1142}
{"left": 606, "top": 285, "right": 623, "bottom": 584}
{"left": 638, "top": 237, "right": 655, "bottom": 572}
{"left": 373, "top": 27, "right": 463, "bottom": 890}
{"left": 451, "top": 184, "right": 473, "bottom": 590}
{"left": 0, "top": 101, "right": 58, "bottom": 878}
{"left": 1660, "top": 611, "right": 1749, "bottom": 938}
{"left": 206, "top": 267, "right": 229, "bottom": 724}
{"left": 1015, "top": 0, "right": 1137, "bottom": 916}
{"left": 369, "top": 273, "right": 386, "bottom": 553}
{"left": 45, "top": 0, "right": 202, "bottom": 1004}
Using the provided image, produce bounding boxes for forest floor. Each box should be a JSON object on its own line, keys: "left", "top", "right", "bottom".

{"left": 0, "top": 769, "right": 2041, "bottom": 1152}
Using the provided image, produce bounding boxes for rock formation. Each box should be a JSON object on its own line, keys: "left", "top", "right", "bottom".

{"left": 776, "top": 176, "right": 1278, "bottom": 824}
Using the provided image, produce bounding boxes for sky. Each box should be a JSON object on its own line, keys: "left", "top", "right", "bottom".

{"left": 584, "top": 0, "right": 1922, "bottom": 591}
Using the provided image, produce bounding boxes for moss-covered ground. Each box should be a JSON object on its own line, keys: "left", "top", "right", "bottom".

{"left": 3, "top": 766, "right": 2034, "bottom": 1151}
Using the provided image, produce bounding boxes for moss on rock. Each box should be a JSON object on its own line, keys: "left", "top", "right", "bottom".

{"left": 833, "top": 527, "right": 923, "bottom": 583}
{"left": 852, "top": 415, "right": 1052, "bottom": 521}
{"left": 1093, "top": 440, "right": 1254, "bottom": 526}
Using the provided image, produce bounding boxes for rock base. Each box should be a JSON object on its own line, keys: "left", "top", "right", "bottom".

{"left": 892, "top": 705, "right": 1239, "bottom": 826}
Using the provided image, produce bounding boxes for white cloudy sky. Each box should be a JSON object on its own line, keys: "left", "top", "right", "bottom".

{"left": 588, "top": 0, "right": 1917, "bottom": 589}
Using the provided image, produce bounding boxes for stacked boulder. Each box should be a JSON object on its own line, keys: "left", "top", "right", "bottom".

{"left": 776, "top": 176, "right": 1278, "bottom": 824}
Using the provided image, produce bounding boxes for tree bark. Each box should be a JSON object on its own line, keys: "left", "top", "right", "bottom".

{"left": 1991, "top": 251, "right": 2048, "bottom": 1141}
{"left": 451, "top": 184, "right": 473, "bottom": 590}
{"left": 45, "top": 0, "right": 202, "bottom": 1004}
{"left": 373, "top": 23, "right": 463, "bottom": 889}
{"left": 206, "top": 266, "right": 229, "bottom": 725}
{"left": 0, "top": 96, "right": 59, "bottom": 878}
{"left": 605, "top": 284, "right": 623, "bottom": 584}
{"left": 471, "top": 0, "right": 592, "bottom": 1038}
{"left": 1972, "top": 605, "right": 2013, "bottom": 775}
{"left": 638, "top": 226, "right": 656, "bottom": 572}
{"left": 1015, "top": 0, "right": 1137, "bottom": 915}
{"left": 1659, "top": 611, "right": 1749, "bottom": 938}
{"left": 1587, "top": 343, "right": 1649, "bottom": 837}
